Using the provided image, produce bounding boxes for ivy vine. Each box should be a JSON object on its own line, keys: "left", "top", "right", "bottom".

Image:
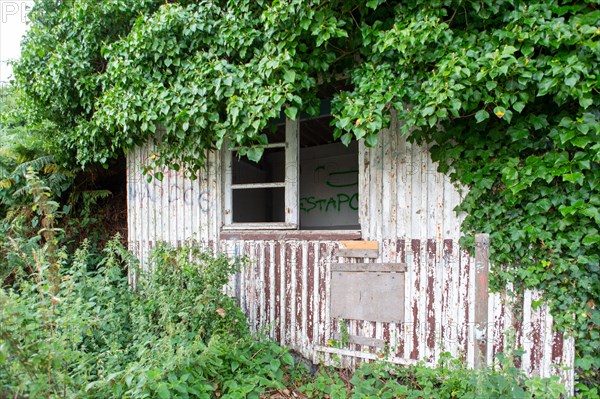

{"left": 14, "top": 0, "right": 599, "bottom": 386}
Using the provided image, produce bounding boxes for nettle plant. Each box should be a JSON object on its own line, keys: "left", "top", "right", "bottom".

{"left": 15, "top": 0, "right": 599, "bottom": 383}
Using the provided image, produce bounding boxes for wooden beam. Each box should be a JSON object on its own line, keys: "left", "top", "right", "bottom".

{"left": 338, "top": 240, "right": 378, "bottom": 250}
{"left": 335, "top": 240, "right": 379, "bottom": 258}
{"left": 331, "top": 263, "right": 406, "bottom": 273}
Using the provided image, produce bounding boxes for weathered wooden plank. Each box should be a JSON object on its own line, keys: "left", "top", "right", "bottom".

{"left": 335, "top": 248, "right": 379, "bottom": 258}
{"left": 285, "top": 118, "right": 299, "bottom": 226}
{"left": 331, "top": 270, "right": 405, "bottom": 323}
{"left": 338, "top": 240, "right": 379, "bottom": 250}
{"left": 331, "top": 263, "right": 406, "bottom": 273}
{"left": 474, "top": 233, "right": 490, "bottom": 369}
{"left": 268, "top": 241, "right": 276, "bottom": 339}
{"left": 358, "top": 139, "right": 370, "bottom": 239}
{"left": 301, "top": 242, "right": 309, "bottom": 348}
{"left": 220, "top": 230, "right": 361, "bottom": 240}
{"left": 316, "top": 346, "right": 421, "bottom": 366}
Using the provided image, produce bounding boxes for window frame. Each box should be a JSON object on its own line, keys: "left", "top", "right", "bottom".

{"left": 222, "top": 115, "right": 361, "bottom": 232}
{"left": 223, "top": 117, "right": 299, "bottom": 230}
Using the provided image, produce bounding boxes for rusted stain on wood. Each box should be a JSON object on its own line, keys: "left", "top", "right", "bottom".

{"left": 335, "top": 248, "right": 379, "bottom": 258}
{"left": 426, "top": 239, "right": 436, "bottom": 357}
{"left": 411, "top": 239, "right": 420, "bottom": 361}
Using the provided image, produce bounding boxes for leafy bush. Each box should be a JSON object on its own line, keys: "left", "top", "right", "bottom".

{"left": 1, "top": 237, "right": 295, "bottom": 398}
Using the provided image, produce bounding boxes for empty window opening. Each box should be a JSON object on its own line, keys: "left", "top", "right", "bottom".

{"left": 299, "top": 115, "right": 359, "bottom": 230}
{"left": 224, "top": 102, "right": 359, "bottom": 231}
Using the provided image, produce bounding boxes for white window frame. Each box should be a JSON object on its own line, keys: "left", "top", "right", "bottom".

{"left": 223, "top": 118, "right": 299, "bottom": 230}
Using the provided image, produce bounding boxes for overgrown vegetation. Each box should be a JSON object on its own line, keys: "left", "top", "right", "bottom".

{"left": 0, "top": 87, "right": 127, "bottom": 283}
{"left": 5, "top": 0, "right": 599, "bottom": 395}
{"left": 0, "top": 230, "right": 569, "bottom": 398}
{"left": 0, "top": 169, "right": 574, "bottom": 398}
{"left": 12, "top": 1, "right": 599, "bottom": 388}
{"left": 0, "top": 237, "right": 296, "bottom": 398}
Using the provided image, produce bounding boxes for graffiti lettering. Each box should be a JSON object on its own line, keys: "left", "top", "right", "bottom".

{"left": 326, "top": 170, "right": 358, "bottom": 188}
{"left": 129, "top": 182, "right": 212, "bottom": 213}
{"left": 300, "top": 193, "right": 359, "bottom": 213}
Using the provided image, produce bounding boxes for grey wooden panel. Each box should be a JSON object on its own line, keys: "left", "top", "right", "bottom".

{"left": 331, "top": 263, "right": 406, "bottom": 273}
{"left": 335, "top": 248, "right": 379, "bottom": 258}
{"left": 331, "top": 271, "right": 405, "bottom": 323}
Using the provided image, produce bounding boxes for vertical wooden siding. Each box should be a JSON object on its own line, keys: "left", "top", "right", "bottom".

{"left": 127, "top": 127, "right": 574, "bottom": 392}
{"left": 127, "top": 142, "right": 221, "bottom": 265}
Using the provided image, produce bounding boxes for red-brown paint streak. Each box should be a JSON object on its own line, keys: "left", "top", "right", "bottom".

{"left": 457, "top": 247, "right": 470, "bottom": 357}
{"left": 264, "top": 242, "right": 271, "bottom": 334}
{"left": 318, "top": 243, "right": 328, "bottom": 345}
{"left": 513, "top": 290, "right": 524, "bottom": 369}
{"left": 244, "top": 242, "right": 252, "bottom": 324}
{"left": 551, "top": 330, "right": 564, "bottom": 366}
{"left": 493, "top": 299, "right": 506, "bottom": 357}
{"left": 295, "top": 243, "right": 304, "bottom": 346}
{"left": 441, "top": 239, "right": 453, "bottom": 350}
{"left": 530, "top": 308, "right": 543, "bottom": 375}
{"left": 411, "top": 239, "right": 421, "bottom": 360}
{"left": 274, "top": 241, "right": 282, "bottom": 343}
{"left": 394, "top": 239, "right": 406, "bottom": 357}
{"left": 479, "top": 275, "right": 487, "bottom": 301}
{"left": 426, "top": 239, "right": 436, "bottom": 355}
{"left": 284, "top": 243, "right": 293, "bottom": 345}
{"left": 255, "top": 242, "right": 263, "bottom": 332}
{"left": 307, "top": 242, "right": 315, "bottom": 342}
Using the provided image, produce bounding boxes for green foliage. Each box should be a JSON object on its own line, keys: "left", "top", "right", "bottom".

{"left": 346, "top": 1, "right": 598, "bottom": 384}
{"left": 13, "top": 0, "right": 600, "bottom": 389}
{"left": 0, "top": 234, "right": 302, "bottom": 398}
{"left": 300, "top": 352, "right": 566, "bottom": 399}
{"left": 0, "top": 87, "right": 72, "bottom": 210}
{"left": 0, "top": 86, "right": 127, "bottom": 280}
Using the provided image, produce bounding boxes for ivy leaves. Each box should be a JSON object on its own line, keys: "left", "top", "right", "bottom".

{"left": 332, "top": 0, "right": 599, "bottom": 376}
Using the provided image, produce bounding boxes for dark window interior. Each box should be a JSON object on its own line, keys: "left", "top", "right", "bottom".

{"left": 299, "top": 115, "right": 359, "bottom": 230}
{"left": 232, "top": 187, "right": 285, "bottom": 223}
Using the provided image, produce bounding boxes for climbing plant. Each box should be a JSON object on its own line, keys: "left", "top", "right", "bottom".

{"left": 14, "top": 0, "right": 599, "bottom": 388}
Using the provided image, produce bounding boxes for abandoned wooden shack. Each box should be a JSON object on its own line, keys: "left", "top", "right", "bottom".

{"left": 126, "top": 107, "right": 575, "bottom": 391}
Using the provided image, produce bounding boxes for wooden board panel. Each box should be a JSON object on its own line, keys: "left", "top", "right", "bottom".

{"left": 331, "top": 263, "right": 406, "bottom": 273}
{"left": 336, "top": 241, "right": 379, "bottom": 258}
{"left": 338, "top": 240, "right": 379, "bottom": 250}
{"left": 331, "top": 271, "right": 405, "bottom": 323}
{"left": 335, "top": 248, "right": 379, "bottom": 258}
